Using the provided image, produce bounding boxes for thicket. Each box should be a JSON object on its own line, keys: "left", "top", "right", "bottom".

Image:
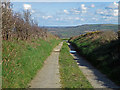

{"left": 2, "top": 2, "right": 48, "bottom": 41}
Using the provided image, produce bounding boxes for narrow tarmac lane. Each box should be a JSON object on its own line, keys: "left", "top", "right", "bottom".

{"left": 29, "top": 42, "right": 63, "bottom": 88}
{"left": 68, "top": 43, "right": 120, "bottom": 88}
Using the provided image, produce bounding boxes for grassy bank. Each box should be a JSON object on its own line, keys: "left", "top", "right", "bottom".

{"left": 69, "top": 31, "right": 120, "bottom": 85}
{"left": 2, "top": 38, "right": 60, "bottom": 88}
{"left": 59, "top": 42, "right": 92, "bottom": 88}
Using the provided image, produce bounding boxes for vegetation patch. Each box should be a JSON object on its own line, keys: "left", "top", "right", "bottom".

{"left": 69, "top": 31, "right": 120, "bottom": 85}
{"left": 59, "top": 42, "right": 92, "bottom": 88}
{"left": 2, "top": 38, "right": 60, "bottom": 88}
{"left": 2, "top": 2, "right": 60, "bottom": 88}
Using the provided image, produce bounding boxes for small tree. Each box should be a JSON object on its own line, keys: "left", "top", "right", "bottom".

{"left": 2, "top": 2, "right": 14, "bottom": 40}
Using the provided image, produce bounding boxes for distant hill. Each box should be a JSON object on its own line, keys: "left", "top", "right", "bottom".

{"left": 46, "top": 24, "right": 118, "bottom": 38}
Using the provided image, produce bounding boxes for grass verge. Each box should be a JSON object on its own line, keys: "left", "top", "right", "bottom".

{"left": 2, "top": 38, "right": 60, "bottom": 88}
{"left": 59, "top": 42, "right": 92, "bottom": 88}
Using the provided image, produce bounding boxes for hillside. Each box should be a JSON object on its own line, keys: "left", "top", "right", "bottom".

{"left": 47, "top": 24, "right": 118, "bottom": 38}
{"left": 2, "top": 2, "right": 60, "bottom": 88}
{"left": 69, "top": 31, "right": 120, "bottom": 86}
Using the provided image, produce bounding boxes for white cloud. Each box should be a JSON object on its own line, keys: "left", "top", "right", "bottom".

{"left": 56, "top": 17, "right": 81, "bottom": 21}
{"left": 74, "top": 10, "right": 80, "bottom": 14}
{"left": 63, "top": 10, "right": 69, "bottom": 14}
{"left": 113, "top": 2, "right": 118, "bottom": 7}
{"left": 92, "top": 18, "right": 98, "bottom": 21}
{"left": 113, "top": 9, "right": 118, "bottom": 16}
{"left": 96, "top": 8, "right": 118, "bottom": 17}
{"left": 70, "top": 8, "right": 80, "bottom": 14}
{"left": 82, "top": 10, "right": 87, "bottom": 13}
{"left": 81, "top": 4, "right": 87, "bottom": 13}
{"left": 106, "top": 2, "right": 118, "bottom": 9}
{"left": 60, "top": 17, "right": 83, "bottom": 21}
{"left": 96, "top": 9, "right": 104, "bottom": 14}
{"left": 81, "top": 4, "right": 87, "bottom": 10}
{"left": 23, "top": 4, "right": 32, "bottom": 10}
{"left": 97, "top": 9, "right": 110, "bottom": 16}
{"left": 99, "top": 2, "right": 118, "bottom": 17}
{"left": 70, "top": 5, "right": 87, "bottom": 14}
{"left": 63, "top": 5, "right": 87, "bottom": 15}
{"left": 31, "top": 10, "right": 35, "bottom": 13}
{"left": 80, "top": 18, "right": 84, "bottom": 21}
{"left": 103, "top": 16, "right": 114, "bottom": 21}
{"left": 75, "top": 17, "right": 80, "bottom": 20}
{"left": 91, "top": 4, "right": 95, "bottom": 8}
{"left": 42, "top": 16, "right": 53, "bottom": 19}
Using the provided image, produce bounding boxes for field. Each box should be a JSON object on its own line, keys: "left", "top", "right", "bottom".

{"left": 69, "top": 31, "right": 120, "bottom": 85}
{"left": 59, "top": 42, "right": 92, "bottom": 88}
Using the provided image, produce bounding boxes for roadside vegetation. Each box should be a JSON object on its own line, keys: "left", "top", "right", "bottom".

{"left": 69, "top": 31, "right": 120, "bottom": 85}
{"left": 3, "top": 38, "right": 60, "bottom": 88}
{"left": 2, "top": 2, "right": 60, "bottom": 88}
{"left": 59, "top": 42, "right": 92, "bottom": 88}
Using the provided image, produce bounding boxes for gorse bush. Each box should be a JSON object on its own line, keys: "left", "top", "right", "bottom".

{"left": 2, "top": 2, "right": 48, "bottom": 41}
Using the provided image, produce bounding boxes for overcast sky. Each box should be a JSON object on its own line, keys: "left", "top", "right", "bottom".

{"left": 12, "top": 1, "right": 119, "bottom": 26}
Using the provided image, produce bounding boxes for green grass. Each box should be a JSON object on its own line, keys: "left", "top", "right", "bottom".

{"left": 2, "top": 38, "right": 60, "bottom": 88}
{"left": 59, "top": 42, "right": 93, "bottom": 88}
{"left": 69, "top": 32, "right": 120, "bottom": 86}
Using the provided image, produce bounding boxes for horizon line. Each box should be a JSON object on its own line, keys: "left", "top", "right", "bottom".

{"left": 40, "top": 23, "right": 118, "bottom": 27}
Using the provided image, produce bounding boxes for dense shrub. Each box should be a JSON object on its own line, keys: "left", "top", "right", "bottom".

{"left": 2, "top": 2, "right": 48, "bottom": 41}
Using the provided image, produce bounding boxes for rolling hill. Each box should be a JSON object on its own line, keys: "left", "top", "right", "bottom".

{"left": 46, "top": 24, "right": 118, "bottom": 38}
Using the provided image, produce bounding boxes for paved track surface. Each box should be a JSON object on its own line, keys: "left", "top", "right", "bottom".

{"left": 68, "top": 43, "right": 120, "bottom": 88}
{"left": 29, "top": 42, "right": 63, "bottom": 88}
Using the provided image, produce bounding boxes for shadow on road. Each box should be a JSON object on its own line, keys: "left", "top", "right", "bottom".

{"left": 68, "top": 43, "right": 120, "bottom": 88}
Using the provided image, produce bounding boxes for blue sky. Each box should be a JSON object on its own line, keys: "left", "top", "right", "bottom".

{"left": 12, "top": 1, "right": 119, "bottom": 26}
{"left": 10, "top": 0, "right": 119, "bottom": 2}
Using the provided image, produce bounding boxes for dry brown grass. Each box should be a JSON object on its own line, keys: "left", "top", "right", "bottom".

{"left": 84, "top": 31, "right": 118, "bottom": 43}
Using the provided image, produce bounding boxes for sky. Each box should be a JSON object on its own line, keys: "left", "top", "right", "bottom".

{"left": 11, "top": 1, "right": 119, "bottom": 26}
{"left": 10, "top": 0, "right": 119, "bottom": 2}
